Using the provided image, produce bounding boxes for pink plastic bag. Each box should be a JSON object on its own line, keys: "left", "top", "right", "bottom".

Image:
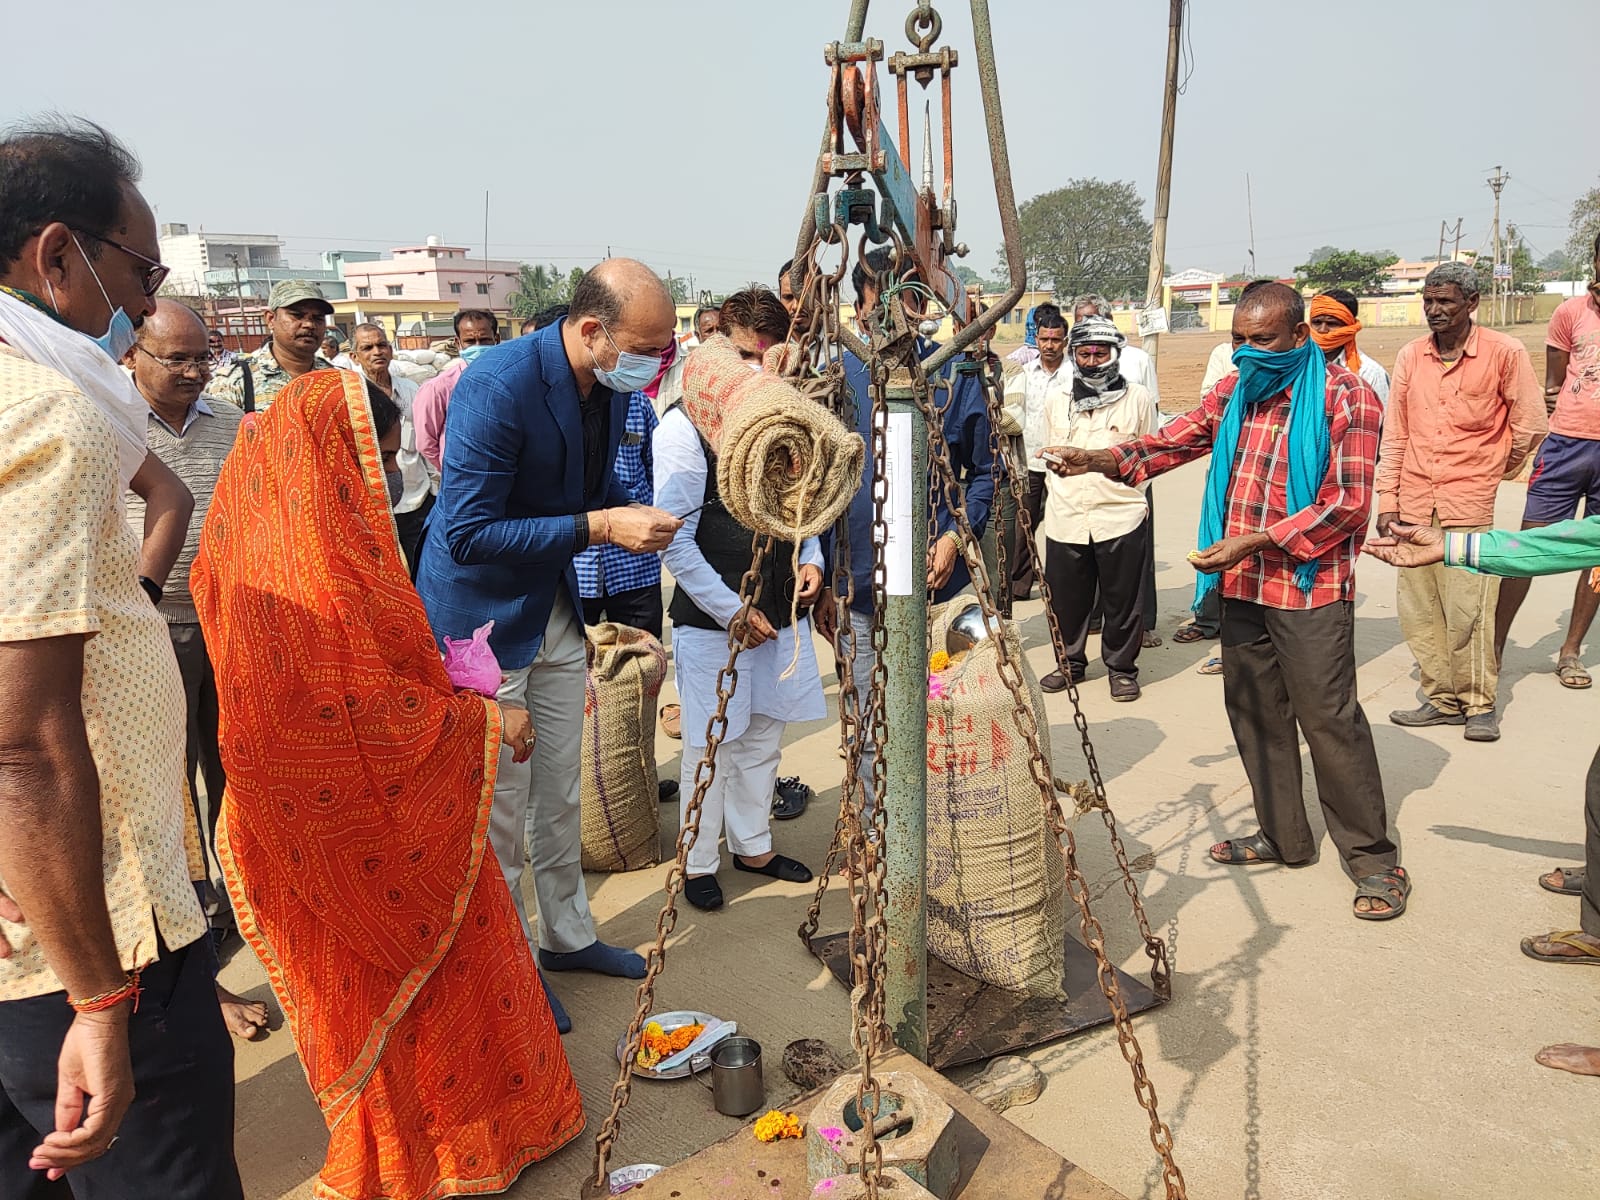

{"left": 442, "top": 620, "right": 501, "bottom": 697}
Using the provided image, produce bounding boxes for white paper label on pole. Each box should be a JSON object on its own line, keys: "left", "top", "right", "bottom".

{"left": 882, "top": 411, "right": 915, "bottom": 596}
{"left": 1136, "top": 302, "right": 1170, "bottom": 338}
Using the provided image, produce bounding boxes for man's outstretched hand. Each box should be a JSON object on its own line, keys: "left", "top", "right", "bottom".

{"left": 1364, "top": 523, "right": 1446, "bottom": 569}
{"left": 1189, "top": 532, "right": 1272, "bottom": 575}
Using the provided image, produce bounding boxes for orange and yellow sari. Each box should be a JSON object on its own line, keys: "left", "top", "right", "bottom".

{"left": 191, "top": 370, "right": 583, "bottom": 1199}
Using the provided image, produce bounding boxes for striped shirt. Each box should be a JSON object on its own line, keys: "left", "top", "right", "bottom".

{"left": 125, "top": 395, "right": 244, "bottom": 623}
{"left": 1109, "top": 363, "right": 1381, "bottom": 610}
{"left": 574, "top": 391, "right": 661, "bottom": 598}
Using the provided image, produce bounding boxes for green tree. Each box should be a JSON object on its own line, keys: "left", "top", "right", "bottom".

{"left": 953, "top": 264, "right": 993, "bottom": 292}
{"left": 509, "top": 263, "right": 573, "bottom": 319}
{"left": 1002, "top": 178, "right": 1152, "bottom": 300}
{"left": 1294, "top": 248, "right": 1400, "bottom": 293}
{"left": 1569, "top": 180, "right": 1600, "bottom": 276}
{"left": 662, "top": 274, "right": 689, "bottom": 304}
{"left": 1539, "top": 249, "right": 1578, "bottom": 276}
{"left": 1474, "top": 235, "right": 1543, "bottom": 297}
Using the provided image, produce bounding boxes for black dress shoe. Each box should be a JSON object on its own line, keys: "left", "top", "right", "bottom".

{"left": 685, "top": 875, "right": 724, "bottom": 911}
{"left": 733, "top": 853, "right": 814, "bottom": 883}
{"left": 658, "top": 778, "right": 680, "bottom": 803}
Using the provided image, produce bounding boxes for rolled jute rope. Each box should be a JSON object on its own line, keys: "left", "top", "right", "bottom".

{"left": 680, "top": 335, "right": 864, "bottom": 540}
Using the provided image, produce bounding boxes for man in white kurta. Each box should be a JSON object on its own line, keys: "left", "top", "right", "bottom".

{"left": 654, "top": 399, "right": 825, "bottom": 911}
{"left": 1038, "top": 317, "right": 1158, "bottom": 702}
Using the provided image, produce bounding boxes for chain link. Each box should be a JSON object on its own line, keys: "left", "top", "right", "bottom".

{"left": 929, "top": 367, "right": 1185, "bottom": 1197}
{"left": 974, "top": 367, "right": 1172, "bottom": 1003}
{"left": 588, "top": 539, "right": 772, "bottom": 1196}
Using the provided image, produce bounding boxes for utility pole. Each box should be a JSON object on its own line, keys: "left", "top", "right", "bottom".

{"left": 1452, "top": 217, "right": 1464, "bottom": 262}
{"left": 1437, "top": 220, "right": 1447, "bottom": 263}
{"left": 1245, "top": 174, "right": 1257, "bottom": 278}
{"left": 1141, "top": 0, "right": 1184, "bottom": 373}
{"left": 1488, "top": 166, "right": 1508, "bottom": 326}
{"left": 227, "top": 253, "right": 246, "bottom": 348}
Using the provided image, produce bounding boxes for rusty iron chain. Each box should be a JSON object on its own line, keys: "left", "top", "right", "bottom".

{"left": 586, "top": 539, "right": 772, "bottom": 1197}
{"left": 975, "top": 366, "right": 1173, "bottom": 1003}
{"left": 922, "top": 368, "right": 1186, "bottom": 1199}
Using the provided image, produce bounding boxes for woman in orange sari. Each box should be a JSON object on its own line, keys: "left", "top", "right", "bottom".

{"left": 191, "top": 370, "right": 584, "bottom": 1200}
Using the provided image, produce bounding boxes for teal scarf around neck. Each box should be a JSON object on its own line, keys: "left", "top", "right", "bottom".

{"left": 1193, "top": 340, "right": 1330, "bottom": 610}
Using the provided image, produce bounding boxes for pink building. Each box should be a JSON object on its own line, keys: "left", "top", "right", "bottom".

{"left": 341, "top": 236, "right": 522, "bottom": 311}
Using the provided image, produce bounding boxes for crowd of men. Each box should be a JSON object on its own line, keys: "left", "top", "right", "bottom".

{"left": 2, "top": 109, "right": 1599, "bottom": 1199}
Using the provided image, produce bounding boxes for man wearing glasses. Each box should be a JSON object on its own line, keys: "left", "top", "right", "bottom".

{"left": 0, "top": 116, "right": 244, "bottom": 1196}
{"left": 208, "top": 279, "right": 334, "bottom": 412}
{"left": 123, "top": 300, "right": 271, "bottom": 1041}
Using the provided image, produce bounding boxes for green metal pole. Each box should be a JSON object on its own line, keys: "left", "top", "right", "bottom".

{"left": 883, "top": 379, "right": 928, "bottom": 1061}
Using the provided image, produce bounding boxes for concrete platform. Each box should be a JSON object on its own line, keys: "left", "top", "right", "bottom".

{"left": 622, "top": 1048, "right": 1127, "bottom": 1200}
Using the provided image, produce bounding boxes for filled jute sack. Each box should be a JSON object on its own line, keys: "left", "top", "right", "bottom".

{"left": 680, "top": 334, "right": 864, "bottom": 540}
{"left": 925, "top": 604, "right": 1067, "bottom": 997}
{"left": 580, "top": 623, "right": 668, "bottom": 872}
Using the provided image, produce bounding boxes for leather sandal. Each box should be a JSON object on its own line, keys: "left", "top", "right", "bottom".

{"left": 1353, "top": 867, "right": 1411, "bottom": 921}
{"left": 1539, "top": 867, "right": 1585, "bottom": 896}
{"left": 1210, "top": 832, "right": 1286, "bottom": 865}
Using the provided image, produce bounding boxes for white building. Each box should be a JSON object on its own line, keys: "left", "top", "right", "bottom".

{"left": 158, "top": 223, "right": 285, "bottom": 295}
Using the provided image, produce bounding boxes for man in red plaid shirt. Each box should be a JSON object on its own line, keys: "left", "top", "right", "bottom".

{"left": 1044, "top": 283, "right": 1409, "bottom": 921}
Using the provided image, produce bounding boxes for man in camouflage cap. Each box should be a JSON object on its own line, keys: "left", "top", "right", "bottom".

{"left": 208, "top": 279, "right": 333, "bottom": 412}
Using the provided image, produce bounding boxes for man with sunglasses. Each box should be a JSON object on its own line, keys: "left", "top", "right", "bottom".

{"left": 208, "top": 279, "right": 334, "bottom": 412}
{"left": 0, "top": 116, "right": 244, "bottom": 1197}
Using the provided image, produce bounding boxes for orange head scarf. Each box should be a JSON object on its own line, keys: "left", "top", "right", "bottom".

{"left": 190, "top": 368, "right": 507, "bottom": 1124}
{"left": 1308, "top": 294, "right": 1363, "bottom": 373}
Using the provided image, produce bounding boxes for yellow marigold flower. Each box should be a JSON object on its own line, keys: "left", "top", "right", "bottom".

{"left": 929, "top": 650, "right": 951, "bottom": 673}
{"left": 752, "top": 1109, "right": 804, "bottom": 1142}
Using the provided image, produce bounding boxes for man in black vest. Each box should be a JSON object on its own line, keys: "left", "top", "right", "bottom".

{"left": 654, "top": 287, "right": 824, "bottom": 911}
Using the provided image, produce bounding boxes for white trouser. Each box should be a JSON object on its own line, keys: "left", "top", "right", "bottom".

{"left": 680, "top": 710, "right": 784, "bottom": 876}
{"left": 492, "top": 590, "right": 596, "bottom": 954}
{"left": 839, "top": 608, "right": 879, "bottom": 817}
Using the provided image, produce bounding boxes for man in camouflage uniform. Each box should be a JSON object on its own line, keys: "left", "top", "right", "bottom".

{"left": 207, "top": 280, "right": 333, "bottom": 412}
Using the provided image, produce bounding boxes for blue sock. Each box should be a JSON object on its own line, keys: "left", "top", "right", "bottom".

{"left": 539, "top": 940, "right": 647, "bottom": 979}
{"left": 537, "top": 970, "right": 572, "bottom": 1034}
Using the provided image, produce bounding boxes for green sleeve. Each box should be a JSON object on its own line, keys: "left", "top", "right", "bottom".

{"left": 1446, "top": 516, "right": 1600, "bottom": 579}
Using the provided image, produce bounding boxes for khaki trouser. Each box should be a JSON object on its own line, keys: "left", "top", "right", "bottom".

{"left": 1397, "top": 515, "right": 1500, "bottom": 716}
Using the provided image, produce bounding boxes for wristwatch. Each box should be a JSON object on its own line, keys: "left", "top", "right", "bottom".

{"left": 138, "top": 576, "right": 163, "bottom": 606}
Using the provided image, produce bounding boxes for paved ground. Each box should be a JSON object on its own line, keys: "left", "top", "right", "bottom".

{"left": 231, "top": 330, "right": 1597, "bottom": 1198}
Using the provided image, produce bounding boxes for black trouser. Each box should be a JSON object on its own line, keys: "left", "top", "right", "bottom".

{"left": 169, "top": 624, "right": 225, "bottom": 915}
{"left": 1044, "top": 524, "right": 1149, "bottom": 678}
{"left": 1009, "top": 470, "right": 1046, "bottom": 599}
{"left": 1582, "top": 745, "right": 1600, "bottom": 937}
{"left": 1220, "top": 598, "right": 1396, "bottom": 877}
{"left": 394, "top": 491, "right": 435, "bottom": 580}
{"left": 1187, "top": 588, "right": 1223, "bottom": 637}
{"left": 1091, "top": 486, "right": 1159, "bottom": 630}
{"left": 582, "top": 584, "right": 664, "bottom": 641}
{"left": 0, "top": 939, "right": 242, "bottom": 1200}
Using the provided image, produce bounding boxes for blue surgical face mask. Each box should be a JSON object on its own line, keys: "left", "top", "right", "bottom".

{"left": 66, "top": 232, "right": 139, "bottom": 363}
{"left": 589, "top": 320, "right": 661, "bottom": 394}
{"left": 459, "top": 343, "right": 493, "bottom": 366}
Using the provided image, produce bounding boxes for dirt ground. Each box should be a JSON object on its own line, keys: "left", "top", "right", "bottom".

{"left": 227, "top": 321, "right": 1594, "bottom": 1200}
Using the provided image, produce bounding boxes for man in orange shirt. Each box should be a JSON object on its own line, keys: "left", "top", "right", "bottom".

{"left": 1376, "top": 261, "right": 1546, "bottom": 742}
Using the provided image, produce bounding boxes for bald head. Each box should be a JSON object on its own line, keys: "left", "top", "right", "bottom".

{"left": 564, "top": 257, "right": 677, "bottom": 392}
{"left": 138, "top": 297, "right": 207, "bottom": 346}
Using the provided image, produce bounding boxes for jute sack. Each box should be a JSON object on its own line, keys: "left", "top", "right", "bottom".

{"left": 925, "top": 604, "right": 1066, "bottom": 997}
{"left": 580, "top": 623, "right": 668, "bottom": 872}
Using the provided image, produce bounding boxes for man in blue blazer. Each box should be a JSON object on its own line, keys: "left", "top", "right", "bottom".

{"left": 417, "top": 259, "right": 681, "bottom": 1030}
